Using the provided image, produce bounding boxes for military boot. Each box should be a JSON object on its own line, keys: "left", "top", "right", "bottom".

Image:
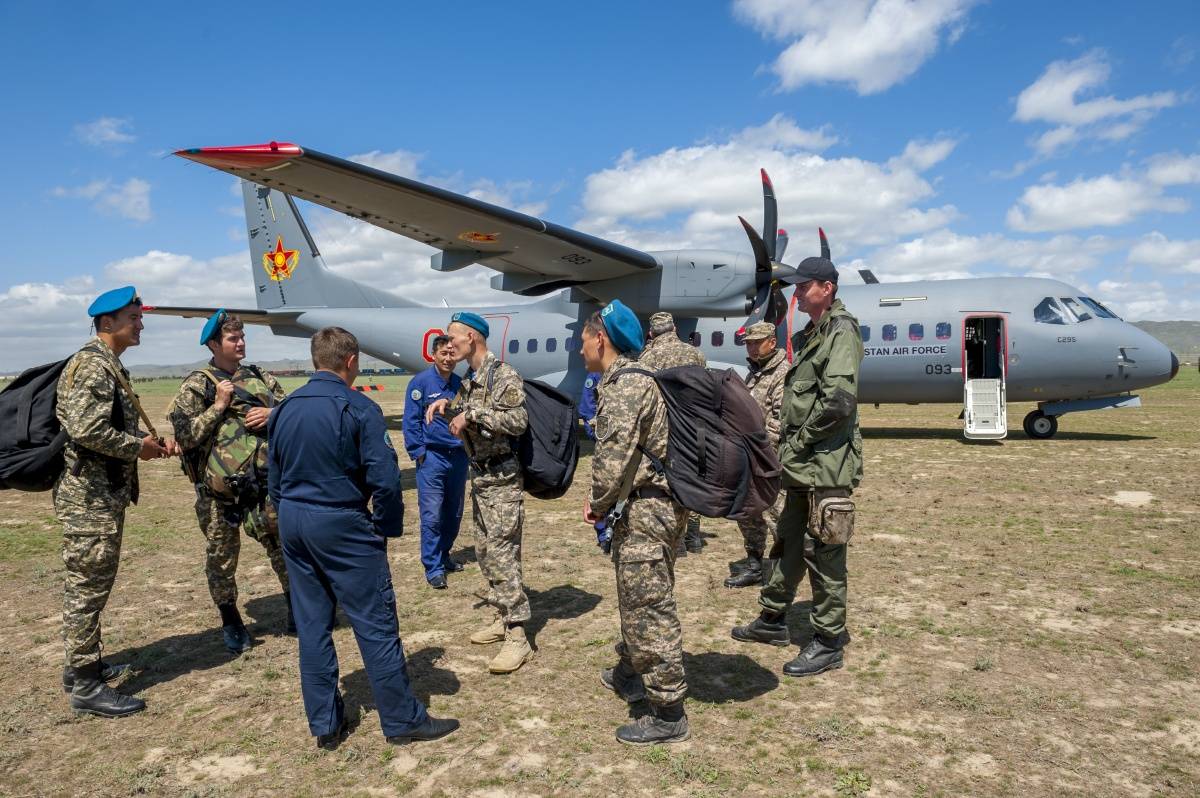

{"left": 218, "top": 603, "right": 251, "bottom": 654}
{"left": 488, "top": 624, "right": 533, "bottom": 674}
{"left": 470, "top": 612, "right": 506, "bottom": 645}
{"left": 616, "top": 700, "right": 690, "bottom": 745}
{"left": 723, "top": 551, "right": 764, "bottom": 588}
{"left": 684, "top": 516, "right": 704, "bottom": 553}
{"left": 600, "top": 661, "right": 646, "bottom": 703}
{"left": 731, "top": 610, "right": 789, "bottom": 646}
{"left": 69, "top": 662, "right": 146, "bottom": 718}
{"left": 62, "top": 659, "right": 130, "bottom": 693}
{"left": 782, "top": 634, "right": 844, "bottom": 677}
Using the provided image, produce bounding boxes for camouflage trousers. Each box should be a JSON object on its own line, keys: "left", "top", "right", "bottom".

{"left": 58, "top": 503, "right": 125, "bottom": 669}
{"left": 194, "top": 488, "right": 288, "bottom": 607}
{"left": 470, "top": 461, "right": 530, "bottom": 623}
{"left": 612, "top": 495, "right": 688, "bottom": 705}
{"left": 735, "top": 488, "right": 786, "bottom": 554}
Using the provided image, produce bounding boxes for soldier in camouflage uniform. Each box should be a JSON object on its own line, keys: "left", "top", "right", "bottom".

{"left": 725, "top": 321, "right": 790, "bottom": 588}
{"left": 732, "top": 257, "right": 863, "bottom": 678}
{"left": 56, "top": 286, "right": 172, "bottom": 717}
{"left": 168, "top": 310, "right": 289, "bottom": 654}
{"left": 425, "top": 311, "right": 532, "bottom": 674}
{"left": 583, "top": 301, "right": 690, "bottom": 745}
{"left": 636, "top": 312, "right": 707, "bottom": 554}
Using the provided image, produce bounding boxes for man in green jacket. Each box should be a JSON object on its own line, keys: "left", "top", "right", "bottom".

{"left": 731, "top": 256, "right": 863, "bottom": 677}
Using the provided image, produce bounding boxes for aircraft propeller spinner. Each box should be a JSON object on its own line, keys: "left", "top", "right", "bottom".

{"left": 739, "top": 169, "right": 801, "bottom": 326}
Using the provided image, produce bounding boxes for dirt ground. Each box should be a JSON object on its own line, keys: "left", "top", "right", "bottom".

{"left": 0, "top": 370, "right": 1196, "bottom": 797}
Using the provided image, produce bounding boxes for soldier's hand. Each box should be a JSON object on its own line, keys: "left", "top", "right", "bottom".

{"left": 244, "top": 406, "right": 271, "bottom": 430}
{"left": 448, "top": 413, "right": 469, "bottom": 438}
{"left": 214, "top": 380, "right": 235, "bottom": 411}
{"left": 162, "top": 437, "right": 182, "bottom": 457}
{"left": 138, "top": 434, "right": 168, "bottom": 461}
{"left": 583, "top": 500, "right": 601, "bottom": 525}
{"left": 425, "top": 398, "right": 449, "bottom": 425}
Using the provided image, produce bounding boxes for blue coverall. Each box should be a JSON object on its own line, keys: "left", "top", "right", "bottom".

{"left": 401, "top": 366, "right": 468, "bottom": 582}
{"left": 268, "top": 371, "right": 428, "bottom": 739}
{"left": 579, "top": 371, "right": 600, "bottom": 439}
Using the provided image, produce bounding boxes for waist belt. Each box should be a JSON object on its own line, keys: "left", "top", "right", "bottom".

{"left": 470, "top": 452, "right": 517, "bottom": 472}
{"left": 631, "top": 486, "right": 671, "bottom": 502}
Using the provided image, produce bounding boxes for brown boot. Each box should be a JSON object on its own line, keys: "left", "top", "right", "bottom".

{"left": 489, "top": 625, "right": 533, "bottom": 674}
{"left": 470, "top": 613, "right": 506, "bottom": 645}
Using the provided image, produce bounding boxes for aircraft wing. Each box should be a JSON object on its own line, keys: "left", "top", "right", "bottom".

{"left": 142, "top": 306, "right": 298, "bottom": 325}
{"left": 175, "top": 143, "right": 659, "bottom": 295}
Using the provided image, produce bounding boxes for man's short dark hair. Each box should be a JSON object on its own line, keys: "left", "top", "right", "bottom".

{"left": 207, "top": 314, "right": 245, "bottom": 347}
{"left": 431, "top": 334, "right": 451, "bottom": 353}
{"left": 582, "top": 311, "right": 606, "bottom": 339}
{"left": 311, "top": 326, "right": 359, "bottom": 371}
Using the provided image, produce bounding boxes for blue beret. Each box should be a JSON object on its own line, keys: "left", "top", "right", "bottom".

{"left": 200, "top": 308, "right": 227, "bottom": 345}
{"left": 87, "top": 286, "right": 139, "bottom": 318}
{"left": 450, "top": 311, "right": 489, "bottom": 338}
{"left": 600, "top": 299, "right": 644, "bottom": 355}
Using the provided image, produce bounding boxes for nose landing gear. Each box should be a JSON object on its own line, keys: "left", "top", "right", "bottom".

{"left": 1022, "top": 410, "right": 1058, "bottom": 439}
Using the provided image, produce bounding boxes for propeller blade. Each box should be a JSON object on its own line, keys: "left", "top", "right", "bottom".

{"left": 819, "top": 227, "right": 831, "bottom": 261}
{"left": 776, "top": 228, "right": 789, "bottom": 262}
{"left": 744, "top": 281, "right": 771, "bottom": 326}
{"left": 765, "top": 283, "right": 788, "bottom": 325}
{"left": 738, "top": 216, "right": 771, "bottom": 274}
{"left": 761, "top": 169, "right": 778, "bottom": 262}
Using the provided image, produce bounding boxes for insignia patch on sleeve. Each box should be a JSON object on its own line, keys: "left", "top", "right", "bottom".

{"left": 410, "top": 388, "right": 422, "bottom": 401}
{"left": 498, "top": 383, "right": 522, "bottom": 408}
{"left": 594, "top": 414, "right": 611, "bottom": 442}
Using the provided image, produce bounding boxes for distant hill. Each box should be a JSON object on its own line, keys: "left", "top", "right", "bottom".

{"left": 1133, "top": 321, "right": 1200, "bottom": 358}
{"left": 123, "top": 355, "right": 401, "bottom": 378}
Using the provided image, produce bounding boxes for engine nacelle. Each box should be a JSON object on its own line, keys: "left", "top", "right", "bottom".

{"left": 571, "top": 249, "right": 756, "bottom": 317}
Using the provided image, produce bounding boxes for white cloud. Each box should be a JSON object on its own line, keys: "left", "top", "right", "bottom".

{"left": 1011, "top": 50, "right": 1178, "bottom": 159}
{"left": 1095, "top": 279, "right": 1200, "bottom": 321}
{"left": 50, "top": 177, "right": 153, "bottom": 222}
{"left": 348, "top": 149, "right": 423, "bottom": 177}
{"left": 1006, "top": 173, "right": 1189, "bottom": 233}
{"left": 1146, "top": 152, "right": 1200, "bottom": 186}
{"left": 734, "top": 0, "right": 976, "bottom": 95}
{"left": 578, "top": 117, "right": 957, "bottom": 251}
{"left": 863, "top": 229, "right": 1115, "bottom": 280}
{"left": 731, "top": 114, "right": 838, "bottom": 151}
{"left": 1128, "top": 232, "right": 1200, "bottom": 274}
{"left": 74, "top": 116, "right": 136, "bottom": 147}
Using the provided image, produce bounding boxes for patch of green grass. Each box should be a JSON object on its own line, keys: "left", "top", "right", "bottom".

{"left": 942, "top": 686, "right": 985, "bottom": 712}
{"left": 972, "top": 656, "right": 994, "bottom": 672}
{"left": 834, "top": 769, "right": 872, "bottom": 797}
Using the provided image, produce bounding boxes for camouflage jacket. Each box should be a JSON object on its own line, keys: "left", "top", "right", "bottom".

{"left": 54, "top": 337, "right": 143, "bottom": 510}
{"left": 590, "top": 355, "right": 671, "bottom": 515}
{"left": 450, "top": 351, "right": 528, "bottom": 463}
{"left": 637, "top": 330, "right": 706, "bottom": 371}
{"left": 745, "top": 347, "right": 788, "bottom": 450}
{"left": 781, "top": 299, "right": 864, "bottom": 489}
{"left": 168, "top": 362, "right": 285, "bottom": 452}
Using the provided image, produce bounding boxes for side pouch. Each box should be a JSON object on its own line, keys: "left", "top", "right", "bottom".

{"left": 810, "top": 488, "right": 855, "bottom": 544}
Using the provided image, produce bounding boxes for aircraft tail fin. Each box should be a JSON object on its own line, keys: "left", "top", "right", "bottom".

{"left": 242, "top": 181, "right": 414, "bottom": 310}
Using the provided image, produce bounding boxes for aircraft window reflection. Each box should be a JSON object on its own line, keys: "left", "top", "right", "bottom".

{"left": 936, "top": 322, "right": 952, "bottom": 340}
{"left": 1079, "top": 297, "right": 1119, "bottom": 319}
{"left": 1060, "top": 297, "right": 1092, "bottom": 322}
{"left": 528, "top": 338, "right": 538, "bottom": 353}
{"left": 909, "top": 323, "right": 924, "bottom": 341}
{"left": 508, "top": 339, "right": 519, "bottom": 354}
{"left": 1034, "top": 297, "right": 1068, "bottom": 325}
{"left": 882, "top": 324, "right": 897, "bottom": 341}
{"left": 546, "top": 338, "right": 557, "bottom": 352}
{"left": 712, "top": 331, "right": 724, "bottom": 347}
{"left": 861, "top": 325, "right": 871, "bottom": 342}
{"left": 690, "top": 332, "right": 701, "bottom": 347}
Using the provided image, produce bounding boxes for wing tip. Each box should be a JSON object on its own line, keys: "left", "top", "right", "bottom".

{"left": 175, "top": 141, "right": 303, "bottom": 170}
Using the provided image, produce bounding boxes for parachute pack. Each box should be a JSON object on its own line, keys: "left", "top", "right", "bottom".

{"left": 486, "top": 366, "right": 579, "bottom": 500}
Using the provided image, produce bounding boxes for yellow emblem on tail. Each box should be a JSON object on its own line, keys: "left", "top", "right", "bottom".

{"left": 262, "top": 236, "right": 299, "bottom": 281}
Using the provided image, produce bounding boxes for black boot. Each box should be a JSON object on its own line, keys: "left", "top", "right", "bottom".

{"left": 600, "top": 661, "right": 647, "bottom": 704}
{"left": 62, "top": 659, "right": 130, "bottom": 693}
{"left": 68, "top": 662, "right": 145, "bottom": 718}
{"left": 731, "top": 610, "right": 789, "bottom": 646}
{"left": 616, "top": 700, "right": 690, "bottom": 745}
{"left": 684, "top": 517, "right": 704, "bottom": 553}
{"left": 284, "top": 591, "right": 297, "bottom": 636}
{"left": 724, "top": 551, "right": 764, "bottom": 588}
{"left": 387, "top": 716, "right": 461, "bottom": 744}
{"left": 316, "top": 692, "right": 348, "bottom": 750}
{"left": 783, "top": 634, "right": 845, "bottom": 678}
{"left": 218, "top": 603, "right": 251, "bottom": 654}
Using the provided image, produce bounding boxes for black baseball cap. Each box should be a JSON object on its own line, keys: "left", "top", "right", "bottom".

{"left": 783, "top": 256, "right": 839, "bottom": 285}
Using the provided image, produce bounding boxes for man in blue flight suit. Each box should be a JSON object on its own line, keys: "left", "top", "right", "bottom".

{"left": 268, "top": 326, "right": 458, "bottom": 749}
{"left": 402, "top": 334, "right": 468, "bottom": 589}
{"left": 579, "top": 371, "right": 601, "bottom": 439}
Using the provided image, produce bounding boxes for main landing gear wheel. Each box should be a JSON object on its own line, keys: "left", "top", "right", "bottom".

{"left": 1023, "top": 410, "right": 1058, "bottom": 439}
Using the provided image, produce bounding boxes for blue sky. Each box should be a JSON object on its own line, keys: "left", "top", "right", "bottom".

{"left": 1, "top": 1, "right": 1197, "bottom": 369}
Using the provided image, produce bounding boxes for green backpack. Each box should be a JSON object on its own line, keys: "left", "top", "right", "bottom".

{"left": 188, "top": 366, "right": 276, "bottom": 505}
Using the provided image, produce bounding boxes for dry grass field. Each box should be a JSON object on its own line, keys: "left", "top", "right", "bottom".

{"left": 0, "top": 370, "right": 1196, "bottom": 797}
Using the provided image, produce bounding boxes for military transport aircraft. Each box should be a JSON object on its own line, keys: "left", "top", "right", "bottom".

{"left": 148, "top": 142, "right": 1180, "bottom": 440}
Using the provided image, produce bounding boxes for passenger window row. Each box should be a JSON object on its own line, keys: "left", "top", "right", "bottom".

{"left": 859, "top": 322, "right": 952, "bottom": 343}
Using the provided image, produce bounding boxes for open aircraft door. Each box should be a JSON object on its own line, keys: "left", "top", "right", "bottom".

{"left": 962, "top": 315, "right": 1007, "bottom": 440}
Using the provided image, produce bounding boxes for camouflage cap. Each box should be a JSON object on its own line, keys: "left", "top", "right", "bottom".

{"left": 742, "top": 321, "right": 777, "bottom": 341}
{"left": 648, "top": 312, "right": 676, "bottom": 335}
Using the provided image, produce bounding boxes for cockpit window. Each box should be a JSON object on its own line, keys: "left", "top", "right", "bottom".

{"left": 1079, "top": 296, "right": 1119, "bottom": 319}
{"left": 1060, "top": 297, "right": 1092, "bottom": 322}
{"left": 1034, "top": 297, "right": 1068, "bottom": 325}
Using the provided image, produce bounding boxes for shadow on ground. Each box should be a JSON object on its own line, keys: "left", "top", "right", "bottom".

{"left": 342, "top": 645, "right": 461, "bottom": 723}
{"left": 864, "top": 426, "right": 1154, "bottom": 442}
{"left": 684, "top": 651, "right": 779, "bottom": 703}
{"left": 525, "top": 584, "right": 603, "bottom": 646}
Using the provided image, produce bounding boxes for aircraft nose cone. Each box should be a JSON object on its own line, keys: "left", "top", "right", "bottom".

{"left": 1170, "top": 351, "right": 1179, "bottom": 380}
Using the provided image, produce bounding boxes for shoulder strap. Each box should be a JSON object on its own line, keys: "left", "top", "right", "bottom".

{"left": 603, "top": 367, "right": 659, "bottom": 523}
{"left": 76, "top": 345, "right": 157, "bottom": 438}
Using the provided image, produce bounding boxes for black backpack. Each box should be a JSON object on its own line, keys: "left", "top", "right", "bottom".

{"left": 616, "top": 365, "right": 781, "bottom": 521}
{"left": 0, "top": 358, "right": 74, "bottom": 491}
{"left": 488, "top": 368, "right": 579, "bottom": 500}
